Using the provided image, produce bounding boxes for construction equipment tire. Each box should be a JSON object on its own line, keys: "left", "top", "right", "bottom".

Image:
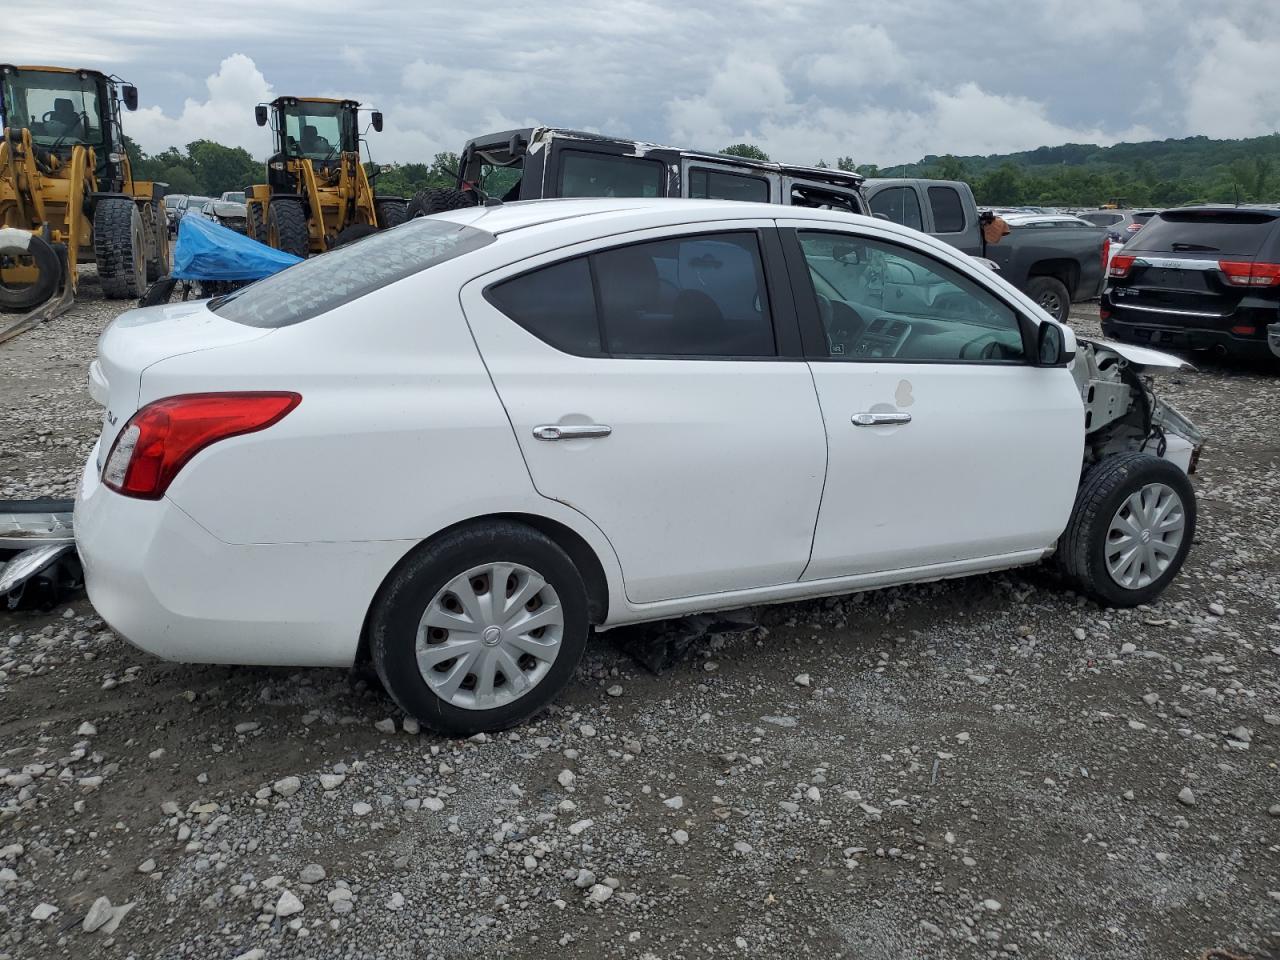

{"left": 94, "top": 198, "right": 146, "bottom": 299}
{"left": 0, "top": 230, "right": 61, "bottom": 311}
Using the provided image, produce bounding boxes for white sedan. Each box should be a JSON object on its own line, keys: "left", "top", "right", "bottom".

{"left": 75, "top": 199, "right": 1203, "bottom": 735}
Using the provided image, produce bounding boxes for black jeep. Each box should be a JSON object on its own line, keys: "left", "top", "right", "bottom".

{"left": 406, "top": 127, "right": 867, "bottom": 216}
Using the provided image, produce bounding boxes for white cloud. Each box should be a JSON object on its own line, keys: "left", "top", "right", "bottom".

{"left": 339, "top": 46, "right": 370, "bottom": 73}
{"left": 806, "top": 24, "right": 902, "bottom": 88}
{"left": 128, "top": 54, "right": 272, "bottom": 154}
{"left": 1184, "top": 21, "right": 1280, "bottom": 138}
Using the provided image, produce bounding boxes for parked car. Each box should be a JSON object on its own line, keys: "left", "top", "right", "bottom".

{"left": 172, "top": 195, "right": 212, "bottom": 235}
{"left": 863, "top": 180, "right": 1107, "bottom": 321}
{"left": 1080, "top": 209, "right": 1156, "bottom": 243}
{"left": 76, "top": 199, "right": 1203, "bottom": 734}
{"left": 1102, "top": 206, "right": 1280, "bottom": 360}
{"left": 163, "top": 194, "right": 186, "bottom": 236}
{"left": 198, "top": 196, "right": 249, "bottom": 234}
{"left": 219, "top": 191, "right": 246, "bottom": 204}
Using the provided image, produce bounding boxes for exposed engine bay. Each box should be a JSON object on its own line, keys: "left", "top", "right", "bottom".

{"left": 1072, "top": 338, "right": 1204, "bottom": 473}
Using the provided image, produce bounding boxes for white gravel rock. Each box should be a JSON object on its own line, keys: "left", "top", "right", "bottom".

{"left": 272, "top": 776, "right": 302, "bottom": 798}
{"left": 275, "top": 889, "right": 304, "bottom": 917}
{"left": 30, "top": 902, "right": 59, "bottom": 921}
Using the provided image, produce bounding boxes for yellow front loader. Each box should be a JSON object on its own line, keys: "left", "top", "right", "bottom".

{"left": 245, "top": 97, "right": 406, "bottom": 257}
{"left": 0, "top": 65, "right": 169, "bottom": 341}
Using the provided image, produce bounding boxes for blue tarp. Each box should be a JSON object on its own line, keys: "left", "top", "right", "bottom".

{"left": 171, "top": 213, "right": 303, "bottom": 281}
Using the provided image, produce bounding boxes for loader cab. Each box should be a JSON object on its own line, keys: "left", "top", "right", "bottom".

{"left": 0, "top": 65, "right": 137, "bottom": 190}
{"left": 262, "top": 97, "right": 361, "bottom": 167}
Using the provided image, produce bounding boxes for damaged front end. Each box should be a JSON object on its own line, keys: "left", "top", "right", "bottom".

{"left": 1071, "top": 339, "right": 1205, "bottom": 474}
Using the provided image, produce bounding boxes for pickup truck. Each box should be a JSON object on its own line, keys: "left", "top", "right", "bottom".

{"left": 862, "top": 179, "right": 1107, "bottom": 321}
{"left": 408, "top": 128, "right": 1104, "bottom": 321}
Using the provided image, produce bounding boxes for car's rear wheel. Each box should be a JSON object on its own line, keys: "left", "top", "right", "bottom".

{"left": 369, "top": 521, "right": 590, "bottom": 736}
{"left": 1057, "top": 453, "right": 1195, "bottom": 607}
{"left": 1027, "top": 275, "right": 1070, "bottom": 323}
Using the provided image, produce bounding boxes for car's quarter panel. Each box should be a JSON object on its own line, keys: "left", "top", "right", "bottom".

{"left": 777, "top": 217, "right": 1085, "bottom": 579}
{"left": 460, "top": 221, "right": 828, "bottom": 604}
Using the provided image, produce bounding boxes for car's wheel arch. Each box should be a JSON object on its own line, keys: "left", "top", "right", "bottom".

{"left": 354, "top": 510, "right": 617, "bottom": 666}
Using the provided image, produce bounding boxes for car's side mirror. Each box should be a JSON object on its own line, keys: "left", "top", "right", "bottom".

{"left": 122, "top": 85, "right": 138, "bottom": 111}
{"left": 371, "top": 111, "right": 384, "bottom": 132}
{"left": 832, "top": 243, "right": 860, "bottom": 264}
{"left": 255, "top": 105, "right": 268, "bottom": 127}
{"left": 1036, "top": 321, "right": 1072, "bottom": 366}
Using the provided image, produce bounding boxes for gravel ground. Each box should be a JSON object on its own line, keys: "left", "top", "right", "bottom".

{"left": 1, "top": 279, "right": 1278, "bottom": 960}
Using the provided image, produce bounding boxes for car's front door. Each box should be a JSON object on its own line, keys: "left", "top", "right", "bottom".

{"left": 461, "top": 222, "right": 827, "bottom": 604}
{"left": 779, "top": 220, "right": 1084, "bottom": 580}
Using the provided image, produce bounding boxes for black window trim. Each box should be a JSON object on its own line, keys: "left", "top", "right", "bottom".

{"left": 685, "top": 164, "right": 772, "bottom": 203}
{"left": 779, "top": 226, "right": 1038, "bottom": 365}
{"left": 482, "top": 225, "right": 807, "bottom": 362}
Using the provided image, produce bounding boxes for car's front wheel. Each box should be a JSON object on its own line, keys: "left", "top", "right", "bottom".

{"left": 1057, "top": 453, "right": 1196, "bottom": 607}
{"left": 369, "top": 521, "right": 590, "bottom": 736}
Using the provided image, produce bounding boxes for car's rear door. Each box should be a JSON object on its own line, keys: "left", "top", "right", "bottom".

{"left": 460, "top": 221, "right": 827, "bottom": 604}
{"left": 778, "top": 218, "right": 1083, "bottom": 579}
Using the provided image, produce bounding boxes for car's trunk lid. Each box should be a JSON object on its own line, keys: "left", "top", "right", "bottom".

{"left": 90, "top": 299, "right": 274, "bottom": 467}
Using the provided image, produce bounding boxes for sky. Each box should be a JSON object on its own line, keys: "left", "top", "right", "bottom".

{"left": 8, "top": 1, "right": 1280, "bottom": 166}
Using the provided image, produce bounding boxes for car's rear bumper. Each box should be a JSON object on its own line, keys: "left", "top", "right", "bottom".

{"left": 74, "top": 444, "right": 408, "bottom": 668}
{"left": 1101, "top": 314, "right": 1274, "bottom": 359}
{"left": 1269, "top": 322, "right": 1280, "bottom": 360}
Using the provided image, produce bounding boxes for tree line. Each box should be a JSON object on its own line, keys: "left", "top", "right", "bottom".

{"left": 126, "top": 132, "right": 1280, "bottom": 209}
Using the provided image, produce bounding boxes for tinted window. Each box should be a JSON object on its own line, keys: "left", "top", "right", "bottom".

{"left": 559, "top": 150, "right": 665, "bottom": 198}
{"left": 487, "top": 232, "right": 776, "bottom": 358}
{"left": 688, "top": 168, "right": 769, "bottom": 203}
{"left": 1125, "top": 210, "right": 1280, "bottom": 257}
{"left": 928, "top": 186, "right": 967, "bottom": 233}
{"left": 212, "top": 219, "right": 494, "bottom": 328}
{"left": 868, "top": 187, "right": 923, "bottom": 230}
{"left": 798, "top": 232, "right": 1024, "bottom": 363}
{"left": 1081, "top": 213, "right": 1122, "bottom": 227}
{"left": 595, "top": 233, "right": 774, "bottom": 356}
{"left": 487, "top": 258, "right": 600, "bottom": 354}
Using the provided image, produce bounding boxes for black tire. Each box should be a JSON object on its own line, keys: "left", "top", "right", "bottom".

{"left": 94, "top": 198, "right": 146, "bottom": 299}
{"left": 1026, "top": 275, "right": 1071, "bottom": 323}
{"left": 374, "top": 198, "right": 408, "bottom": 229}
{"left": 245, "top": 202, "right": 264, "bottom": 243}
{"left": 1057, "top": 453, "right": 1196, "bottom": 607}
{"left": 145, "top": 201, "right": 170, "bottom": 282}
{"left": 406, "top": 187, "right": 474, "bottom": 219}
{"left": 370, "top": 521, "right": 590, "bottom": 736}
{"left": 266, "top": 199, "right": 309, "bottom": 258}
{"left": 332, "top": 223, "right": 378, "bottom": 248}
{"left": 0, "top": 232, "right": 61, "bottom": 310}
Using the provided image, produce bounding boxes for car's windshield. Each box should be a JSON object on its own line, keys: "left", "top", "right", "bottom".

{"left": 221, "top": 191, "right": 246, "bottom": 203}
{"left": 163, "top": 195, "right": 183, "bottom": 209}
{"left": 211, "top": 218, "right": 495, "bottom": 328}
{"left": 282, "top": 102, "right": 351, "bottom": 160}
{"left": 0, "top": 68, "right": 104, "bottom": 148}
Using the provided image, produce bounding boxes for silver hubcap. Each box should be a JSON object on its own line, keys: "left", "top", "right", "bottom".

{"left": 416, "top": 562, "right": 563, "bottom": 711}
{"left": 1105, "top": 482, "right": 1185, "bottom": 589}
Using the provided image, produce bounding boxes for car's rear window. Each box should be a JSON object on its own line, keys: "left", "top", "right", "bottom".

{"left": 210, "top": 218, "right": 494, "bottom": 328}
{"left": 1126, "top": 210, "right": 1280, "bottom": 257}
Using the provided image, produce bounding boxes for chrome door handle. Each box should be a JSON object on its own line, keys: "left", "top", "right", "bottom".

{"left": 532, "top": 424, "right": 612, "bottom": 441}
{"left": 851, "top": 412, "right": 912, "bottom": 427}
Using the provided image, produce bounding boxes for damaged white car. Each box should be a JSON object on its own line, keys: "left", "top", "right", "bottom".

{"left": 74, "top": 199, "right": 1203, "bottom": 734}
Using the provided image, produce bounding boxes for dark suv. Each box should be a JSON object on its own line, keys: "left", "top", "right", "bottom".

{"left": 406, "top": 127, "right": 868, "bottom": 216}
{"left": 1101, "top": 207, "right": 1280, "bottom": 361}
{"left": 1080, "top": 209, "right": 1156, "bottom": 243}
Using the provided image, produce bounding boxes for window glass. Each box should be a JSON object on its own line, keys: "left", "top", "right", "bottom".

{"left": 486, "top": 232, "right": 776, "bottom": 358}
{"left": 868, "top": 187, "right": 923, "bottom": 230}
{"left": 211, "top": 218, "right": 494, "bottom": 328}
{"left": 1080, "top": 213, "right": 1122, "bottom": 227}
{"left": 688, "top": 168, "right": 769, "bottom": 203}
{"left": 282, "top": 103, "right": 348, "bottom": 160}
{"left": 593, "top": 233, "right": 774, "bottom": 357}
{"left": 559, "top": 151, "right": 665, "bottom": 198}
{"left": 2, "top": 70, "right": 103, "bottom": 147}
{"left": 1124, "top": 210, "right": 1280, "bottom": 257}
{"left": 928, "top": 186, "right": 967, "bottom": 233}
{"left": 798, "top": 232, "right": 1024, "bottom": 363}
{"left": 487, "top": 257, "right": 600, "bottom": 355}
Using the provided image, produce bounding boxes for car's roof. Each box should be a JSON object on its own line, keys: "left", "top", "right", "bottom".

{"left": 1154, "top": 205, "right": 1280, "bottom": 217}
{"left": 1001, "top": 212, "right": 1092, "bottom": 226}
{"left": 432, "top": 197, "right": 879, "bottom": 234}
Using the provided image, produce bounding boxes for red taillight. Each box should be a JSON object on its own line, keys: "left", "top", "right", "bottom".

{"left": 101, "top": 392, "right": 300, "bottom": 500}
{"left": 1230, "top": 325, "right": 1257, "bottom": 335}
{"left": 1099, "top": 306, "right": 1111, "bottom": 321}
{"left": 1101, "top": 236, "right": 1111, "bottom": 274}
{"left": 1219, "top": 260, "right": 1280, "bottom": 287}
{"left": 1108, "top": 254, "right": 1136, "bottom": 279}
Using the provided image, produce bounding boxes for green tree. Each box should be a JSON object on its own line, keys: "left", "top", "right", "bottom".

{"left": 836, "top": 156, "right": 857, "bottom": 172}
{"left": 720, "top": 143, "right": 769, "bottom": 161}
{"left": 974, "top": 164, "right": 1025, "bottom": 206}
{"left": 186, "top": 140, "right": 262, "bottom": 195}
